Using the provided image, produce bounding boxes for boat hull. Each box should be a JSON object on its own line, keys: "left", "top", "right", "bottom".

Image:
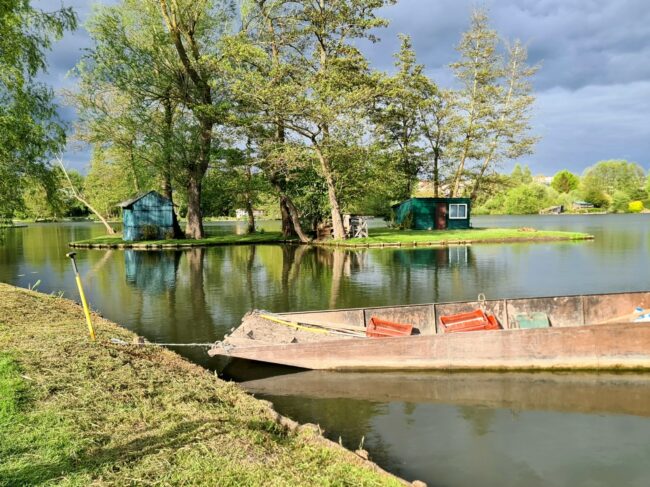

{"left": 213, "top": 322, "right": 650, "bottom": 371}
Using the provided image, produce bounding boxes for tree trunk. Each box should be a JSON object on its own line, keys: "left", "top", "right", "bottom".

{"left": 185, "top": 171, "right": 204, "bottom": 239}
{"left": 279, "top": 195, "right": 293, "bottom": 237}
{"left": 470, "top": 150, "right": 494, "bottom": 200}
{"left": 57, "top": 157, "right": 116, "bottom": 235}
{"left": 313, "top": 143, "right": 345, "bottom": 240}
{"left": 284, "top": 194, "right": 310, "bottom": 242}
{"left": 185, "top": 121, "right": 211, "bottom": 239}
{"left": 161, "top": 96, "right": 184, "bottom": 238}
{"left": 271, "top": 180, "right": 309, "bottom": 242}
{"left": 433, "top": 150, "right": 440, "bottom": 198}
{"left": 245, "top": 197, "right": 255, "bottom": 234}
{"left": 162, "top": 172, "right": 184, "bottom": 238}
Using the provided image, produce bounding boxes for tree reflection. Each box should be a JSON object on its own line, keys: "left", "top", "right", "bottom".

{"left": 458, "top": 405, "right": 496, "bottom": 437}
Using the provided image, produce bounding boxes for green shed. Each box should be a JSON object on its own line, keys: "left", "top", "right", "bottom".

{"left": 392, "top": 197, "right": 471, "bottom": 230}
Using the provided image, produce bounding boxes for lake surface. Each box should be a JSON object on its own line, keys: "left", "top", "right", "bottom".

{"left": 1, "top": 214, "right": 650, "bottom": 486}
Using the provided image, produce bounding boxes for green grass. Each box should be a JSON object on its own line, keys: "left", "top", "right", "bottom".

{"left": 71, "top": 226, "right": 592, "bottom": 249}
{"left": 71, "top": 231, "right": 292, "bottom": 247}
{"left": 328, "top": 227, "right": 593, "bottom": 245}
{"left": 0, "top": 284, "right": 401, "bottom": 486}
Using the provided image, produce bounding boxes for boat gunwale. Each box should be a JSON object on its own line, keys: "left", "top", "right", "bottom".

{"left": 277, "top": 289, "right": 650, "bottom": 318}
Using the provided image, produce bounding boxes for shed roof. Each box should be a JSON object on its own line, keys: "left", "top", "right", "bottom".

{"left": 117, "top": 190, "right": 172, "bottom": 208}
{"left": 391, "top": 197, "right": 471, "bottom": 209}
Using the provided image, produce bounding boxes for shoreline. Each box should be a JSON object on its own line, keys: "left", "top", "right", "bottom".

{"left": 0, "top": 283, "right": 412, "bottom": 486}
{"left": 69, "top": 228, "right": 594, "bottom": 250}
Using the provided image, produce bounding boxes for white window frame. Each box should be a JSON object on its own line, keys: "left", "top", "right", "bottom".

{"left": 449, "top": 203, "right": 468, "bottom": 219}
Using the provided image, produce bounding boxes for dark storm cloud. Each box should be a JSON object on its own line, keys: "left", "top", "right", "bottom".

{"left": 39, "top": 0, "right": 650, "bottom": 173}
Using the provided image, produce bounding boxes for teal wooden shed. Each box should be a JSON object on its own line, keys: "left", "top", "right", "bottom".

{"left": 392, "top": 197, "right": 471, "bottom": 230}
{"left": 118, "top": 191, "right": 174, "bottom": 241}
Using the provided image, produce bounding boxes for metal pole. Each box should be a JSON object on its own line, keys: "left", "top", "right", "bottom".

{"left": 66, "top": 252, "right": 96, "bottom": 341}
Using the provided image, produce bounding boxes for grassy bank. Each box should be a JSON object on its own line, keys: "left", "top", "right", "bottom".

{"left": 70, "top": 227, "right": 592, "bottom": 249}
{"left": 325, "top": 227, "right": 593, "bottom": 247}
{"left": 70, "top": 231, "right": 292, "bottom": 249}
{"left": 0, "top": 284, "right": 403, "bottom": 486}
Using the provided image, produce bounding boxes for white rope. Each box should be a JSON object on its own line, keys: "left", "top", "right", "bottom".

{"left": 110, "top": 338, "right": 214, "bottom": 348}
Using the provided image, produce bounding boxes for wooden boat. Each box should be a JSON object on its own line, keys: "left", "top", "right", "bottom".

{"left": 208, "top": 291, "right": 650, "bottom": 371}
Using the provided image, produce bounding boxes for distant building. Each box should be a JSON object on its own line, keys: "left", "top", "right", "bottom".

{"left": 573, "top": 200, "right": 595, "bottom": 210}
{"left": 392, "top": 197, "right": 471, "bottom": 230}
{"left": 118, "top": 191, "right": 174, "bottom": 242}
{"left": 533, "top": 175, "right": 553, "bottom": 186}
{"left": 235, "top": 209, "right": 265, "bottom": 219}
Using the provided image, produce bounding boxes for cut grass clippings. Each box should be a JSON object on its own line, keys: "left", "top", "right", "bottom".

{"left": 0, "top": 283, "right": 403, "bottom": 486}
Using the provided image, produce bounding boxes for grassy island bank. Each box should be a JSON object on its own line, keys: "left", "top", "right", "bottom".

{"left": 324, "top": 227, "right": 594, "bottom": 248}
{"left": 70, "top": 231, "right": 293, "bottom": 249}
{"left": 0, "top": 284, "right": 404, "bottom": 486}
{"left": 69, "top": 227, "right": 593, "bottom": 250}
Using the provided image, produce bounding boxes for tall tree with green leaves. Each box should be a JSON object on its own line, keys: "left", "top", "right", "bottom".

{"left": 551, "top": 169, "right": 579, "bottom": 193}
{"left": 373, "top": 34, "right": 427, "bottom": 199}
{"left": 157, "top": 0, "right": 235, "bottom": 238}
{"left": 470, "top": 39, "right": 538, "bottom": 199}
{"left": 268, "top": 0, "right": 395, "bottom": 239}
{"left": 581, "top": 160, "right": 646, "bottom": 198}
{"left": 449, "top": 9, "right": 501, "bottom": 197}
{"left": 226, "top": 0, "right": 311, "bottom": 242}
{"left": 419, "top": 87, "right": 455, "bottom": 198}
{"left": 0, "top": 1, "right": 76, "bottom": 216}
{"left": 76, "top": 0, "right": 234, "bottom": 238}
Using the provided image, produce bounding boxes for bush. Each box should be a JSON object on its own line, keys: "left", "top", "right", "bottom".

{"left": 399, "top": 210, "right": 414, "bottom": 230}
{"left": 582, "top": 187, "right": 610, "bottom": 208}
{"left": 503, "top": 184, "right": 551, "bottom": 214}
{"left": 610, "top": 191, "right": 631, "bottom": 213}
{"left": 629, "top": 201, "right": 644, "bottom": 213}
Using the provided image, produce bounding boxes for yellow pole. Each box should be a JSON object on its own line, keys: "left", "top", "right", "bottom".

{"left": 67, "top": 252, "right": 96, "bottom": 341}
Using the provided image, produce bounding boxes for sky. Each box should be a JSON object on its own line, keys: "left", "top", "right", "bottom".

{"left": 38, "top": 0, "right": 650, "bottom": 175}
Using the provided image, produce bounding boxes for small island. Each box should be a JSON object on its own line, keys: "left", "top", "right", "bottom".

{"left": 69, "top": 226, "right": 593, "bottom": 249}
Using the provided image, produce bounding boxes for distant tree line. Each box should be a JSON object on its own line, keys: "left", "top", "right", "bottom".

{"left": 475, "top": 160, "right": 650, "bottom": 215}
{"left": 2, "top": 1, "right": 543, "bottom": 238}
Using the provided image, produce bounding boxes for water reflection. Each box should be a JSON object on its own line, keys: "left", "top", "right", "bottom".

{"left": 125, "top": 250, "right": 181, "bottom": 293}
{"left": 3, "top": 218, "right": 650, "bottom": 487}
{"left": 256, "top": 372, "right": 650, "bottom": 486}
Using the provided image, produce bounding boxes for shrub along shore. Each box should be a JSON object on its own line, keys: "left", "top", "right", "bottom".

{"left": 0, "top": 283, "right": 406, "bottom": 486}
{"left": 69, "top": 227, "right": 593, "bottom": 250}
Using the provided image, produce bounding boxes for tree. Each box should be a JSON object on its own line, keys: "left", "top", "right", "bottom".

{"left": 503, "top": 183, "right": 551, "bottom": 214}
{"left": 551, "top": 170, "right": 579, "bottom": 193}
{"left": 76, "top": 0, "right": 235, "bottom": 239}
{"left": 470, "top": 39, "right": 538, "bottom": 199}
{"left": 373, "top": 35, "right": 426, "bottom": 199}
{"left": 0, "top": 1, "right": 76, "bottom": 215}
{"left": 510, "top": 163, "right": 532, "bottom": 185}
{"left": 58, "top": 157, "right": 117, "bottom": 233}
{"left": 246, "top": 0, "right": 394, "bottom": 239}
{"left": 226, "top": 0, "right": 312, "bottom": 242}
{"left": 610, "top": 190, "right": 630, "bottom": 213}
{"left": 448, "top": 9, "right": 501, "bottom": 197}
{"left": 420, "top": 88, "right": 455, "bottom": 197}
{"left": 157, "top": 0, "right": 234, "bottom": 238}
{"left": 581, "top": 160, "right": 645, "bottom": 200}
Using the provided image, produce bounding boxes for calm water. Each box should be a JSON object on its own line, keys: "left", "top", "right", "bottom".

{"left": 1, "top": 215, "right": 650, "bottom": 486}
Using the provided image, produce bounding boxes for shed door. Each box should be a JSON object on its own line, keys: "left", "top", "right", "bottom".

{"left": 435, "top": 203, "right": 448, "bottom": 230}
